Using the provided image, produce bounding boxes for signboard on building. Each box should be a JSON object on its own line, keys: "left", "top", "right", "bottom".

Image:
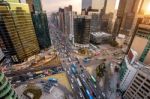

{"left": 127, "top": 49, "right": 138, "bottom": 64}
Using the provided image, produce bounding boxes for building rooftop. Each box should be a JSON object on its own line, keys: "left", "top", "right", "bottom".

{"left": 139, "top": 24, "right": 150, "bottom": 30}
{"left": 91, "top": 32, "right": 111, "bottom": 37}
{"left": 139, "top": 66, "right": 150, "bottom": 76}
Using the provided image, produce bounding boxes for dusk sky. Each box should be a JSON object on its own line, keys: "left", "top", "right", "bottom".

{"left": 42, "top": 0, "right": 81, "bottom": 15}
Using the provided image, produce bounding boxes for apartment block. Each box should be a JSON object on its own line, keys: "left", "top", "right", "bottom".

{"left": 123, "top": 67, "right": 150, "bottom": 99}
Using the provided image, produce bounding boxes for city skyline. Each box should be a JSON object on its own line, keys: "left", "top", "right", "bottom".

{"left": 1, "top": 0, "right": 150, "bottom": 99}
{"left": 42, "top": 0, "right": 81, "bottom": 14}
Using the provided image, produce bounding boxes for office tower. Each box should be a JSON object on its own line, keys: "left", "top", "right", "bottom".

{"left": 128, "top": 16, "right": 150, "bottom": 65}
{"left": 74, "top": 15, "right": 91, "bottom": 46}
{"left": 55, "top": 5, "right": 75, "bottom": 38}
{"left": 57, "top": 8, "right": 65, "bottom": 33}
{"left": 123, "top": 67, "right": 150, "bottom": 99}
{"left": 26, "top": 0, "right": 51, "bottom": 49}
{"left": 88, "top": 9, "right": 100, "bottom": 32}
{"left": 69, "top": 11, "right": 76, "bottom": 43}
{"left": 0, "top": 71, "right": 18, "bottom": 99}
{"left": 100, "top": 13, "right": 114, "bottom": 32}
{"left": 113, "top": 0, "right": 143, "bottom": 38}
{"left": 64, "top": 5, "right": 72, "bottom": 35}
{"left": 0, "top": 1, "right": 40, "bottom": 63}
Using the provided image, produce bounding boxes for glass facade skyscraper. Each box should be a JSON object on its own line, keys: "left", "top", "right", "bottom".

{"left": 0, "top": 2, "right": 40, "bottom": 63}
{"left": 74, "top": 15, "right": 91, "bottom": 45}
{"left": 26, "top": 0, "right": 51, "bottom": 49}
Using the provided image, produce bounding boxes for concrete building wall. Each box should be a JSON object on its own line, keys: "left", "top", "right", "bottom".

{"left": 123, "top": 67, "right": 150, "bottom": 99}
{"left": 144, "top": 51, "right": 150, "bottom": 65}
{"left": 119, "top": 56, "right": 138, "bottom": 92}
{"left": 131, "top": 36, "right": 148, "bottom": 60}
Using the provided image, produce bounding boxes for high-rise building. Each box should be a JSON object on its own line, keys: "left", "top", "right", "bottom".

{"left": 26, "top": 0, "right": 51, "bottom": 49}
{"left": 0, "top": 1, "right": 40, "bottom": 63}
{"left": 58, "top": 8, "right": 65, "bottom": 33}
{"left": 88, "top": 9, "right": 100, "bottom": 32}
{"left": 0, "top": 71, "right": 18, "bottom": 99}
{"left": 100, "top": 12, "right": 114, "bottom": 32}
{"left": 54, "top": 5, "right": 76, "bottom": 39}
{"left": 123, "top": 67, "right": 150, "bottom": 99}
{"left": 127, "top": 16, "right": 150, "bottom": 65}
{"left": 64, "top": 5, "right": 72, "bottom": 35}
{"left": 74, "top": 15, "right": 91, "bottom": 46}
{"left": 113, "top": 0, "right": 143, "bottom": 38}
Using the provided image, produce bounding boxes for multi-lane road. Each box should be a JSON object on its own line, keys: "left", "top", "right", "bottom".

{"left": 49, "top": 23, "right": 104, "bottom": 99}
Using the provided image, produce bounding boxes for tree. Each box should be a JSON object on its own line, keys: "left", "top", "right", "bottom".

{"left": 109, "top": 39, "right": 118, "bottom": 47}
{"left": 96, "top": 63, "right": 106, "bottom": 78}
{"left": 23, "top": 84, "right": 42, "bottom": 99}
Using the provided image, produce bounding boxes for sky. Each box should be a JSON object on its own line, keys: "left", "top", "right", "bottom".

{"left": 41, "top": 0, "right": 120, "bottom": 15}
{"left": 40, "top": 0, "right": 150, "bottom": 15}
{"left": 42, "top": 0, "right": 81, "bottom": 15}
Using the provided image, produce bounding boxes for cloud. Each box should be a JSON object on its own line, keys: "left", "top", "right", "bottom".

{"left": 42, "top": 0, "right": 81, "bottom": 14}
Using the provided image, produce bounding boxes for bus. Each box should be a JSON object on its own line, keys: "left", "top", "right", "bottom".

{"left": 86, "top": 89, "right": 93, "bottom": 99}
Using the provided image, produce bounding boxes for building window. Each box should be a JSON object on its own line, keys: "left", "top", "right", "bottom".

{"left": 141, "top": 86, "right": 149, "bottom": 93}
{"left": 137, "top": 73, "right": 145, "bottom": 79}
{"left": 135, "top": 77, "right": 143, "bottom": 83}
{"left": 132, "top": 83, "right": 138, "bottom": 89}
{"left": 146, "top": 79, "right": 150, "bottom": 84}
{"left": 137, "top": 92, "right": 144, "bottom": 99}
